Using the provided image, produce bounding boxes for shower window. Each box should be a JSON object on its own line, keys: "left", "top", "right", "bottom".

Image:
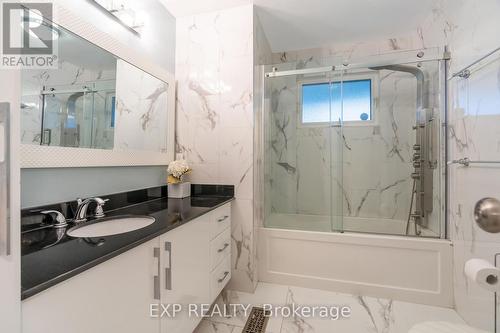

{"left": 299, "top": 75, "right": 375, "bottom": 125}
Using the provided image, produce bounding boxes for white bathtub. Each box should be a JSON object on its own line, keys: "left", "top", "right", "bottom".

{"left": 259, "top": 214, "right": 453, "bottom": 307}
{"left": 266, "top": 213, "right": 439, "bottom": 237}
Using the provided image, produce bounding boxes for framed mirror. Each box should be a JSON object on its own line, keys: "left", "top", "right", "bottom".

{"left": 20, "top": 4, "right": 175, "bottom": 168}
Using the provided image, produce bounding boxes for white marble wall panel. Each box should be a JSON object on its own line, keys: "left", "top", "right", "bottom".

{"left": 176, "top": 5, "right": 271, "bottom": 293}
{"left": 431, "top": 0, "right": 500, "bottom": 330}
{"left": 114, "top": 60, "right": 168, "bottom": 152}
{"left": 448, "top": 56, "right": 500, "bottom": 332}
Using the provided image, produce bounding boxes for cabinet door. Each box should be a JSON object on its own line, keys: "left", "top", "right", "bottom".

{"left": 160, "top": 215, "right": 210, "bottom": 333}
{"left": 22, "top": 237, "right": 161, "bottom": 333}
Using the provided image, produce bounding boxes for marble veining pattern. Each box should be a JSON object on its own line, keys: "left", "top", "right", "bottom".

{"left": 114, "top": 60, "right": 169, "bottom": 152}
{"left": 175, "top": 5, "right": 268, "bottom": 293}
{"left": 194, "top": 283, "right": 465, "bottom": 333}
{"left": 416, "top": 0, "right": 500, "bottom": 331}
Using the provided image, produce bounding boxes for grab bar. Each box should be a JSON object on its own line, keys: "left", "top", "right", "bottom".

{"left": 448, "top": 157, "right": 500, "bottom": 167}
{"left": 0, "top": 103, "right": 10, "bottom": 256}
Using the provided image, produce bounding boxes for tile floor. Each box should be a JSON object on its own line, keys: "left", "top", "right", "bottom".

{"left": 194, "top": 283, "right": 465, "bottom": 333}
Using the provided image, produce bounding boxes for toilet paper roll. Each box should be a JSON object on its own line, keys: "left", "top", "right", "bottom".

{"left": 464, "top": 258, "right": 500, "bottom": 292}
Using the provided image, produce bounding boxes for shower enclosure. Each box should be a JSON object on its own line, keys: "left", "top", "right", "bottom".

{"left": 21, "top": 79, "right": 116, "bottom": 150}
{"left": 259, "top": 48, "right": 448, "bottom": 238}
{"left": 40, "top": 81, "right": 116, "bottom": 149}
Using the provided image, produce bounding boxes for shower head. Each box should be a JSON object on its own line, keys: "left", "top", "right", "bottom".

{"left": 369, "top": 64, "right": 424, "bottom": 82}
{"left": 369, "top": 64, "right": 428, "bottom": 109}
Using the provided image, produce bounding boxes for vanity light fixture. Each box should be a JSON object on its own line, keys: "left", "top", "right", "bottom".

{"left": 91, "top": 0, "right": 144, "bottom": 36}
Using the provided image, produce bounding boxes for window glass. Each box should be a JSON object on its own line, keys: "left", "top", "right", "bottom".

{"left": 302, "top": 79, "right": 372, "bottom": 123}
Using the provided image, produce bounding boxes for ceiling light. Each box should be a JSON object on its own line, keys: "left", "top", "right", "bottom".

{"left": 91, "top": 0, "right": 143, "bottom": 36}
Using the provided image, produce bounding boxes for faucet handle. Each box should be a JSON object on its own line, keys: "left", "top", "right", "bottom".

{"left": 40, "top": 210, "right": 68, "bottom": 228}
{"left": 94, "top": 198, "right": 109, "bottom": 218}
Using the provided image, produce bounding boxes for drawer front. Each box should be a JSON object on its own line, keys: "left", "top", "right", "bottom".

{"left": 210, "top": 204, "right": 231, "bottom": 239}
{"left": 210, "top": 228, "right": 231, "bottom": 270}
{"left": 210, "top": 256, "right": 231, "bottom": 300}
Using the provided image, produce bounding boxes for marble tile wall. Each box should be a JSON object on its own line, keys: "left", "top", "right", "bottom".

{"left": 447, "top": 32, "right": 500, "bottom": 333}
{"left": 175, "top": 5, "right": 270, "bottom": 293}
{"left": 448, "top": 71, "right": 500, "bottom": 331}
{"left": 114, "top": 60, "right": 169, "bottom": 152}
{"left": 434, "top": 1, "right": 500, "bottom": 331}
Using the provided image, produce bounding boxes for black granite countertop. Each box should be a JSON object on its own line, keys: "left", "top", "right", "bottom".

{"left": 21, "top": 185, "right": 234, "bottom": 300}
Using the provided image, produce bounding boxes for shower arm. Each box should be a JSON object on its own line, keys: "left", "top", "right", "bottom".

{"left": 368, "top": 65, "right": 429, "bottom": 110}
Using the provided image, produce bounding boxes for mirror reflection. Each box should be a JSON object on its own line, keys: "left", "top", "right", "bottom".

{"left": 21, "top": 23, "right": 168, "bottom": 152}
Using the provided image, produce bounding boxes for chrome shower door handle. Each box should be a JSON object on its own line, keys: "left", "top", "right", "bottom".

{"left": 0, "top": 103, "right": 10, "bottom": 256}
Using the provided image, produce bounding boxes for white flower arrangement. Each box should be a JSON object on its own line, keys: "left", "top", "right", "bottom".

{"left": 167, "top": 159, "right": 191, "bottom": 184}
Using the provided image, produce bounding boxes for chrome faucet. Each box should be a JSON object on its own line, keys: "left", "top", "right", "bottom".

{"left": 40, "top": 210, "right": 68, "bottom": 228}
{"left": 74, "top": 197, "right": 109, "bottom": 223}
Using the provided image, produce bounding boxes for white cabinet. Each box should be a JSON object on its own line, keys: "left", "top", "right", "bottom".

{"left": 22, "top": 202, "right": 232, "bottom": 333}
{"left": 208, "top": 204, "right": 232, "bottom": 300}
{"left": 159, "top": 202, "right": 232, "bottom": 332}
{"left": 22, "top": 237, "right": 161, "bottom": 333}
{"left": 159, "top": 214, "right": 211, "bottom": 333}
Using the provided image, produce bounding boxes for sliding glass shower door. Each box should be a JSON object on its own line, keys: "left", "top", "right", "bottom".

{"left": 262, "top": 63, "right": 343, "bottom": 232}
{"left": 261, "top": 51, "right": 445, "bottom": 238}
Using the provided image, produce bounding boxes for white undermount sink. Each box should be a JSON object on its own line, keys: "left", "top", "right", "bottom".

{"left": 67, "top": 215, "right": 155, "bottom": 238}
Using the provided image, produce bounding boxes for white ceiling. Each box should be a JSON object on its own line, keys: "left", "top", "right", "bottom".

{"left": 160, "top": 0, "right": 436, "bottom": 52}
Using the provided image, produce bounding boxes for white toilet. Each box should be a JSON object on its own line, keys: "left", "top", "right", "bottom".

{"left": 409, "top": 321, "right": 489, "bottom": 333}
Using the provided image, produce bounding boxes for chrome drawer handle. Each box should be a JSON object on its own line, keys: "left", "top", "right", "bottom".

{"left": 217, "top": 243, "right": 229, "bottom": 253}
{"left": 165, "top": 242, "right": 172, "bottom": 291}
{"left": 218, "top": 271, "right": 230, "bottom": 283}
{"left": 217, "top": 215, "right": 229, "bottom": 223}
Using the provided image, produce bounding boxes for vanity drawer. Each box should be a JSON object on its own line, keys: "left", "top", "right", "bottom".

{"left": 210, "top": 256, "right": 231, "bottom": 300}
{"left": 210, "top": 204, "right": 231, "bottom": 239}
{"left": 210, "top": 228, "right": 231, "bottom": 269}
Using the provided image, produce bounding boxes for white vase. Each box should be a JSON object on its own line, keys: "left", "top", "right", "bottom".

{"left": 168, "top": 181, "right": 191, "bottom": 198}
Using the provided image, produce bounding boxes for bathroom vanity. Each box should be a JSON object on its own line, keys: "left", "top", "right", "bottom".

{"left": 21, "top": 185, "right": 233, "bottom": 333}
